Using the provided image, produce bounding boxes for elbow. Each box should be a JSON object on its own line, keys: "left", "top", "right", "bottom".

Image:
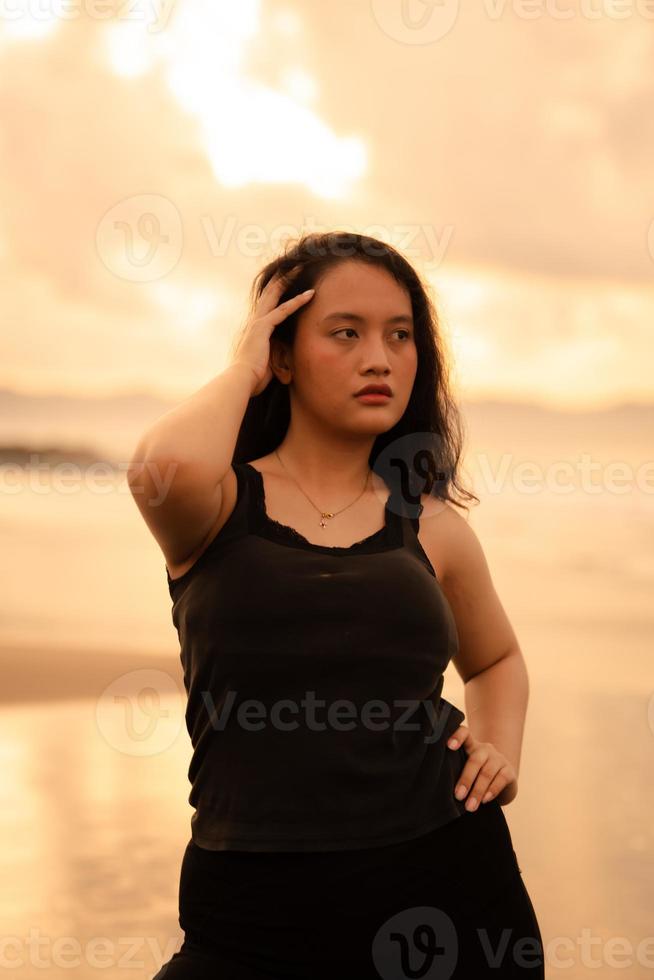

{"left": 462, "top": 646, "right": 528, "bottom": 685}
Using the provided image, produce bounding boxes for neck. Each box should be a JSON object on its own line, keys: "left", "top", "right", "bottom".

{"left": 275, "top": 421, "right": 375, "bottom": 496}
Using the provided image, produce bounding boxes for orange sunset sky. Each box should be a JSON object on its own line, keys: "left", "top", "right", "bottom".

{"left": 2, "top": 1, "right": 653, "bottom": 409}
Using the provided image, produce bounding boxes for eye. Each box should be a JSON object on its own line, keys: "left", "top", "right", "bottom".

{"left": 333, "top": 328, "right": 412, "bottom": 340}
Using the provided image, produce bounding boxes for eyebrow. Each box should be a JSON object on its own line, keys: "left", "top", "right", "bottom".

{"left": 320, "top": 312, "right": 414, "bottom": 325}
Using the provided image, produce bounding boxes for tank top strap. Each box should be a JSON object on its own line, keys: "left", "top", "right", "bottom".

{"left": 380, "top": 489, "right": 406, "bottom": 549}
{"left": 239, "top": 460, "right": 279, "bottom": 540}
{"left": 208, "top": 461, "right": 252, "bottom": 545}
{"left": 386, "top": 488, "right": 437, "bottom": 570}
{"left": 385, "top": 486, "right": 424, "bottom": 532}
{"left": 233, "top": 460, "right": 261, "bottom": 532}
{"left": 166, "top": 462, "right": 251, "bottom": 591}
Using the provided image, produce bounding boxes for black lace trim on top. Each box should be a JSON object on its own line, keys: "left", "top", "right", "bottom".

{"left": 242, "top": 461, "right": 404, "bottom": 555}
{"left": 263, "top": 512, "right": 389, "bottom": 551}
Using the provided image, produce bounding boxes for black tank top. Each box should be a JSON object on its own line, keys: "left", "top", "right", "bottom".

{"left": 167, "top": 460, "right": 469, "bottom": 852}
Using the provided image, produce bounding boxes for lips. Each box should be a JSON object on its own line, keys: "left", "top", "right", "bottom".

{"left": 354, "top": 384, "right": 392, "bottom": 396}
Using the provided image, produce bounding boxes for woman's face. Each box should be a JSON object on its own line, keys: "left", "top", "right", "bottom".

{"left": 277, "top": 260, "right": 418, "bottom": 436}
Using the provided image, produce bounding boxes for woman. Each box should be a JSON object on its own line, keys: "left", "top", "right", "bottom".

{"left": 129, "top": 232, "right": 545, "bottom": 978}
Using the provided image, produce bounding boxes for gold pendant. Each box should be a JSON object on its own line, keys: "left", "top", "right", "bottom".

{"left": 319, "top": 512, "right": 334, "bottom": 528}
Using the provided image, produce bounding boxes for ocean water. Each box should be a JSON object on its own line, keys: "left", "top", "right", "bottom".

{"left": 0, "top": 698, "right": 189, "bottom": 979}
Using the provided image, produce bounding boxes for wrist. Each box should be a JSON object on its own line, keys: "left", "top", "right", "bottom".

{"left": 226, "top": 360, "right": 259, "bottom": 395}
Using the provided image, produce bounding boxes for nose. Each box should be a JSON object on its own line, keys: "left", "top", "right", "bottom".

{"left": 359, "top": 336, "right": 392, "bottom": 374}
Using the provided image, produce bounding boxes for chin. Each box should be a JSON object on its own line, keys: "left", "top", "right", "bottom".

{"left": 348, "top": 415, "right": 397, "bottom": 436}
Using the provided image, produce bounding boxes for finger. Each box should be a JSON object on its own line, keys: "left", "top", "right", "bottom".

{"left": 463, "top": 759, "right": 500, "bottom": 811}
{"left": 480, "top": 766, "right": 512, "bottom": 803}
{"left": 260, "top": 288, "right": 315, "bottom": 327}
{"left": 447, "top": 726, "right": 468, "bottom": 749}
{"left": 257, "top": 266, "right": 303, "bottom": 315}
{"left": 454, "top": 758, "right": 482, "bottom": 803}
{"left": 453, "top": 745, "right": 489, "bottom": 806}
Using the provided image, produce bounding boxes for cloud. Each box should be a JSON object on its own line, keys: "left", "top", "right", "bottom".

{"left": 0, "top": 2, "right": 652, "bottom": 405}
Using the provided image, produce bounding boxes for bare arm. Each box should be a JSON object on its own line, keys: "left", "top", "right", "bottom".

{"left": 461, "top": 653, "right": 529, "bottom": 791}
{"left": 422, "top": 503, "right": 529, "bottom": 799}
{"left": 129, "top": 360, "right": 257, "bottom": 485}
{"left": 126, "top": 362, "right": 257, "bottom": 569}
{"left": 126, "top": 268, "right": 315, "bottom": 570}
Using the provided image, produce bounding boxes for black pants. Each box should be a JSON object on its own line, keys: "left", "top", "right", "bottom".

{"left": 153, "top": 800, "right": 545, "bottom": 979}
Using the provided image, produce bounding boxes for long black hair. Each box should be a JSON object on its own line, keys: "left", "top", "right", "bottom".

{"left": 232, "top": 231, "right": 479, "bottom": 515}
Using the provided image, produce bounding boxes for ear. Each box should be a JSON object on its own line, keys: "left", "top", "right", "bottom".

{"left": 270, "top": 337, "right": 293, "bottom": 385}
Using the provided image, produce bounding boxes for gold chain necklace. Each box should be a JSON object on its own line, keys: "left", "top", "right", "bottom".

{"left": 274, "top": 449, "right": 371, "bottom": 528}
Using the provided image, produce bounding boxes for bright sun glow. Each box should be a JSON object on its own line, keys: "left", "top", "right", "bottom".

{"left": 103, "top": 0, "right": 366, "bottom": 198}
{"left": 104, "top": 20, "right": 156, "bottom": 78}
{"left": 148, "top": 281, "right": 225, "bottom": 340}
{"left": 0, "top": 1, "right": 59, "bottom": 42}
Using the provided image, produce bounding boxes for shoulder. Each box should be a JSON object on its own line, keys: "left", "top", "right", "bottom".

{"left": 417, "top": 494, "right": 490, "bottom": 588}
